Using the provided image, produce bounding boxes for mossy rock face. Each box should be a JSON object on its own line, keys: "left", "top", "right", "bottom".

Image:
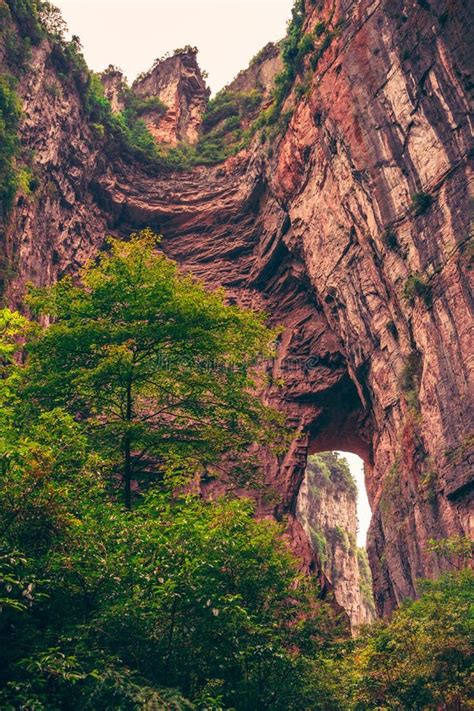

{"left": 404, "top": 273, "right": 432, "bottom": 307}
{"left": 306, "top": 451, "right": 357, "bottom": 498}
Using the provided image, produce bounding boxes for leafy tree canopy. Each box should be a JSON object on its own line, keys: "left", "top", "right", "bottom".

{"left": 0, "top": 234, "right": 471, "bottom": 710}
{"left": 23, "top": 229, "right": 283, "bottom": 507}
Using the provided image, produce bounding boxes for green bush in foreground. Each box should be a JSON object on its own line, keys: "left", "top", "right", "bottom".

{"left": 345, "top": 568, "right": 474, "bottom": 710}
{"left": 0, "top": 431, "right": 341, "bottom": 709}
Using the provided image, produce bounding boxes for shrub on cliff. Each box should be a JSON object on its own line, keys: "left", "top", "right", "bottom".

{"left": 0, "top": 74, "right": 21, "bottom": 217}
{"left": 404, "top": 273, "right": 432, "bottom": 307}
{"left": 307, "top": 452, "right": 357, "bottom": 497}
{"left": 122, "top": 91, "right": 168, "bottom": 118}
{"left": 412, "top": 191, "right": 434, "bottom": 216}
{"left": 5, "top": 0, "right": 44, "bottom": 45}
{"left": 201, "top": 88, "right": 262, "bottom": 132}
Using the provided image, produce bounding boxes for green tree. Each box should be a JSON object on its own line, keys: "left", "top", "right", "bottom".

{"left": 344, "top": 568, "right": 474, "bottom": 710}
{"left": 0, "top": 283, "right": 344, "bottom": 710}
{"left": 0, "top": 450, "right": 343, "bottom": 709}
{"left": 25, "top": 230, "right": 281, "bottom": 508}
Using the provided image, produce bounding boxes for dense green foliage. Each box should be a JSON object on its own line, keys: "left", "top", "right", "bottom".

{"left": 307, "top": 451, "right": 357, "bottom": 498}
{"left": 340, "top": 569, "right": 474, "bottom": 710}
{"left": 188, "top": 88, "right": 263, "bottom": 164}
{"left": 0, "top": 477, "right": 340, "bottom": 709}
{"left": 5, "top": 0, "right": 44, "bottom": 45}
{"left": 201, "top": 89, "right": 262, "bottom": 132}
{"left": 0, "top": 242, "right": 343, "bottom": 708}
{"left": 0, "top": 74, "right": 21, "bottom": 217}
{"left": 25, "top": 230, "right": 282, "bottom": 507}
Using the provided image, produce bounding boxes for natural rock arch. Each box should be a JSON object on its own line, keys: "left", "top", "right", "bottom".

{"left": 3, "top": 0, "right": 472, "bottom": 616}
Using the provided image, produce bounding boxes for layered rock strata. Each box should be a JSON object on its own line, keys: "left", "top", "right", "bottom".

{"left": 2, "top": 0, "right": 473, "bottom": 616}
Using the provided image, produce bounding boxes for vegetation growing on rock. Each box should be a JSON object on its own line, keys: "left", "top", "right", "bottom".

{"left": 0, "top": 1, "right": 472, "bottom": 708}
{"left": 0, "top": 74, "right": 21, "bottom": 217}
{"left": 0, "top": 235, "right": 341, "bottom": 709}
{"left": 307, "top": 451, "right": 358, "bottom": 498}
{"left": 404, "top": 273, "right": 432, "bottom": 307}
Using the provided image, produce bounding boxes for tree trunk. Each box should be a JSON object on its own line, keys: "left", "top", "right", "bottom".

{"left": 124, "top": 379, "right": 132, "bottom": 510}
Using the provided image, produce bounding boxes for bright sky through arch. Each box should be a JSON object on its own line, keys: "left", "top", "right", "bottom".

{"left": 53, "top": 0, "right": 293, "bottom": 94}
{"left": 338, "top": 452, "right": 372, "bottom": 547}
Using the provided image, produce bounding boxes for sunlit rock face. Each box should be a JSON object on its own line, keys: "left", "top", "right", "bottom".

{"left": 131, "top": 49, "right": 210, "bottom": 145}
{"left": 100, "top": 66, "right": 127, "bottom": 113}
{"left": 2, "top": 0, "right": 473, "bottom": 616}
{"left": 296, "top": 453, "right": 375, "bottom": 629}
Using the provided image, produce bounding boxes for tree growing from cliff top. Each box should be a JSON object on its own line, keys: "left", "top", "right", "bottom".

{"left": 24, "top": 230, "right": 282, "bottom": 508}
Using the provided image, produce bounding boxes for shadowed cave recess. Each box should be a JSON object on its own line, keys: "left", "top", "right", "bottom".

{"left": 1, "top": 0, "right": 473, "bottom": 620}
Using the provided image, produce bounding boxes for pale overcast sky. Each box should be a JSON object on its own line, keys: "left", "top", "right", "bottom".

{"left": 52, "top": 0, "right": 372, "bottom": 545}
{"left": 53, "top": 0, "right": 292, "bottom": 93}
{"left": 339, "top": 452, "right": 371, "bottom": 547}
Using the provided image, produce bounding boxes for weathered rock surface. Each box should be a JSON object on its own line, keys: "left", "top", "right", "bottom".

{"left": 101, "top": 65, "right": 127, "bottom": 113}
{"left": 297, "top": 453, "right": 375, "bottom": 629}
{"left": 131, "top": 48, "right": 210, "bottom": 145}
{"left": 227, "top": 42, "right": 283, "bottom": 98}
{"left": 2, "top": 0, "right": 473, "bottom": 616}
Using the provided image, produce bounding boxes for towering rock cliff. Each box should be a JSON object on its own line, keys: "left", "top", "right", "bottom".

{"left": 131, "top": 48, "right": 210, "bottom": 145}
{"left": 297, "top": 452, "right": 375, "bottom": 628}
{"left": 1, "top": 0, "right": 472, "bottom": 617}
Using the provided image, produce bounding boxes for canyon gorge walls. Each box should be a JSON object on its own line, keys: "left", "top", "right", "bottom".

{"left": 1, "top": 0, "right": 472, "bottom": 617}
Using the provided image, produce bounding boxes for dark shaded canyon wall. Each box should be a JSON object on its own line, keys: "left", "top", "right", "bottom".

{"left": 2, "top": 0, "right": 473, "bottom": 616}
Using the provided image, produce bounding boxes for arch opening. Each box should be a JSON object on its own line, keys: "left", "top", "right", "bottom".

{"left": 296, "top": 449, "right": 376, "bottom": 629}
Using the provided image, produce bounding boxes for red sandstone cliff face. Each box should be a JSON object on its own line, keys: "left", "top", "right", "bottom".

{"left": 2, "top": 0, "right": 473, "bottom": 616}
